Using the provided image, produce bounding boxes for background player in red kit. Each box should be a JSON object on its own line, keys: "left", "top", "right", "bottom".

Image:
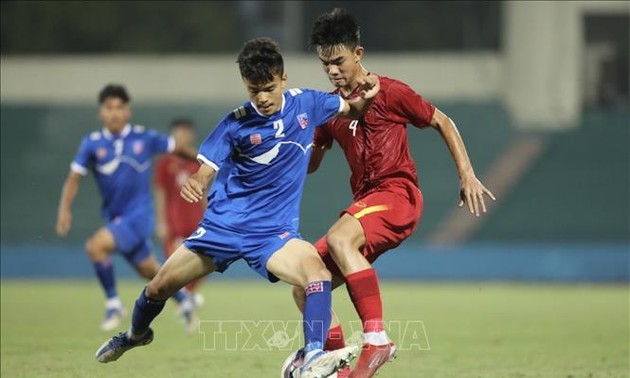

{"left": 154, "top": 119, "right": 206, "bottom": 299}
{"left": 292, "top": 8, "right": 496, "bottom": 378}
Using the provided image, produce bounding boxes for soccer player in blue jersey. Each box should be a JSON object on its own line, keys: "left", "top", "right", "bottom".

{"left": 55, "top": 84, "right": 198, "bottom": 332}
{"left": 95, "top": 38, "right": 380, "bottom": 378}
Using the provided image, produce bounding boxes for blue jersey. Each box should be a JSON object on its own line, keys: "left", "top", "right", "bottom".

{"left": 197, "top": 88, "right": 343, "bottom": 234}
{"left": 71, "top": 124, "right": 174, "bottom": 220}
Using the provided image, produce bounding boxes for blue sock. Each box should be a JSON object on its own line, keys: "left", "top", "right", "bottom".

{"left": 94, "top": 260, "right": 117, "bottom": 299}
{"left": 172, "top": 289, "right": 187, "bottom": 303}
{"left": 303, "top": 281, "right": 332, "bottom": 352}
{"left": 131, "top": 288, "right": 166, "bottom": 336}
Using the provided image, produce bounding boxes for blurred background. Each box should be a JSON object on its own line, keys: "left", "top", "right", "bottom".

{"left": 1, "top": 0, "right": 628, "bottom": 281}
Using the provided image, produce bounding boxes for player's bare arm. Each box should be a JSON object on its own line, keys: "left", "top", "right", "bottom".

{"left": 430, "top": 108, "right": 496, "bottom": 216}
{"left": 180, "top": 163, "right": 215, "bottom": 203}
{"left": 307, "top": 145, "right": 328, "bottom": 174}
{"left": 154, "top": 186, "right": 169, "bottom": 243}
{"left": 56, "top": 170, "right": 83, "bottom": 236}
{"left": 338, "top": 74, "right": 380, "bottom": 118}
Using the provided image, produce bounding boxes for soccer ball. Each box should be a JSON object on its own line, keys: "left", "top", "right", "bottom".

{"left": 281, "top": 349, "right": 339, "bottom": 378}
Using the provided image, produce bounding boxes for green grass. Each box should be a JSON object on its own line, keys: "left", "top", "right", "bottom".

{"left": 1, "top": 280, "right": 628, "bottom": 377}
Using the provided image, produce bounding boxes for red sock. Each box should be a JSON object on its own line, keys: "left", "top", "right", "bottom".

{"left": 345, "top": 268, "right": 384, "bottom": 333}
{"left": 324, "top": 325, "right": 346, "bottom": 351}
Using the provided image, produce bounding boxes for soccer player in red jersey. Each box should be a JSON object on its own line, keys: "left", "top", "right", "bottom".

{"left": 154, "top": 119, "right": 206, "bottom": 299}
{"left": 292, "top": 8, "right": 496, "bottom": 378}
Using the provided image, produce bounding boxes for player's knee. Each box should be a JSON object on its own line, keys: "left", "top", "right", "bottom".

{"left": 85, "top": 237, "right": 104, "bottom": 260}
{"left": 326, "top": 231, "right": 352, "bottom": 256}
{"left": 145, "top": 276, "right": 174, "bottom": 300}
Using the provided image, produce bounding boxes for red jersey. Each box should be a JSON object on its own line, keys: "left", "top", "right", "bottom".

{"left": 155, "top": 155, "right": 205, "bottom": 236}
{"left": 314, "top": 75, "right": 435, "bottom": 199}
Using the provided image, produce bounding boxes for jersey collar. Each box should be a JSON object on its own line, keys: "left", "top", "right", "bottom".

{"left": 102, "top": 124, "right": 131, "bottom": 140}
{"left": 250, "top": 93, "right": 286, "bottom": 118}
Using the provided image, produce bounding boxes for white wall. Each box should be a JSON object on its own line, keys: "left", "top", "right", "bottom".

{"left": 0, "top": 53, "right": 502, "bottom": 104}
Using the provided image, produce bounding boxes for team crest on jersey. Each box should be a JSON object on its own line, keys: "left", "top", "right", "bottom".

{"left": 297, "top": 113, "right": 309, "bottom": 129}
{"left": 96, "top": 147, "right": 108, "bottom": 159}
{"left": 250, "top": 133, "right": 262, "bottom": 145}
{"left": 132, "top": 141, "right": 145, "bottom": 154}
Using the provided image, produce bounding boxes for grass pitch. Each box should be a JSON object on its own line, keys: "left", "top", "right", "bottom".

{"left": 1, "top": 280, "right": 628, "bottom": 378}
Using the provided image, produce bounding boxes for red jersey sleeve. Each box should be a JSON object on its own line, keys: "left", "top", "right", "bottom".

{"left": 155, "top": 156, "right": 168, "bottom": 188}
{"left": 313, "top": 123, "right": 334, "bottom": 150}
{"left": 386, "top": 81, "right": 435, "bottom": 129}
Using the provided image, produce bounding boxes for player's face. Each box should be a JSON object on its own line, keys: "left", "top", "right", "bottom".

{"left": 243, "top": 73, "right": 287, "bottom": 116}
{"left": 318, "top": 45, "right": 364, "bottom": 90}
{"left": 172, "top": 126, "right": 196, "bottom": 146}
{"left": 99, "top": 97, "right": 131, "bottom": 133}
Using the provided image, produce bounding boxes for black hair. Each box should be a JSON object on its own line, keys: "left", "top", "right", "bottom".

{"left": 309, "top": 8, "right": 361, "bottom": 51}
{"left": 236, "top": 37, "right": 284, "bottom": 85}
{"left": 169, "top": 118, "right": 195, "bottom": 131}
{"left": 98, "top": 84, "right": 130, "bottom": 104}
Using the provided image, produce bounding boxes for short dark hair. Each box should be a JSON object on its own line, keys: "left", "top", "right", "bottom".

{"left": 236, "top": 37, "right": 284, "bottom": 85}
{"left": 309, "top": 8, "right": 361, "bottom": 51}
{"left": 98, "top": 84, "right": 130, "bottom": 104}
{"left": 169, "top": 118, "right": 195, "bottom": 131}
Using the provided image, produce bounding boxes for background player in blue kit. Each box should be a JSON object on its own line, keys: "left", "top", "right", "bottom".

{"left": 55, "top": 84, "right": 198, "bottom": 332}
{"left": 95, "top": 38, "right": 380, "bottom": 378}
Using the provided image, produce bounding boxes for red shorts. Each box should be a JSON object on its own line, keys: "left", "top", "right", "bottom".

{"left": 314, "top": 180, "right": 424, "bottom": 278}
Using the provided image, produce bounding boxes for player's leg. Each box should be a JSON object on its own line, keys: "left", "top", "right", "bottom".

{"left": 290, "top": 237, "right": 351, "bottom": 376}
{"left": 267, "top": 239, "right": 358, "bottom": 377}
{"left": 163, "top": 234, "right": 205, "bottom": 310}
{"left": 129, "top": 247, "right": 197, "bottom": 333}
{"left": 325, "top": 212, "right": 392, "bottom": 350}
{"left": 167, "top": 234, "right": 206, "bottom": 310}
{"left": 315, "top": 236, "right": 351, "bottom": 352}
{"left": 267, "top": 239, "right": 332, "bottom": 353}
{"left": 96, "top": 243, "right": 216, "bottom": 363}
{"left": 134, "top": 244, "right": 214, "bottom": 333}
{"left": 170, "top": 234, "right": 205, "bottom": 295}
{"left": 339, "top": 185, "right": 423, "bottom": 378}
{"left": 85, "top": 226, "right": 123, "bottom": 331}
{"left": 291, "top": 273, "right": 353, "bottom": 377}
{"left": 292, "top": 273, "right": 347, "bottom": 350}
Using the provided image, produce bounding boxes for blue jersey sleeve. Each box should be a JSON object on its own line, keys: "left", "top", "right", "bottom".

{"left": 307, "top": 90, "right": 344, "bottom": 128}
{"left": 197, "top": 116, "right": 234, "bottom": 171}
{"left": 146, "top": 129, "right": 174, "bottom": 155}
{"left": 71, "top": 135, "right": 93, "bottom": 176}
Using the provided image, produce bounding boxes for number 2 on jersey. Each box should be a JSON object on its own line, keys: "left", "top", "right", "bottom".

{"left": 349, "top": 120, "right": 358, "bottom": 137}
{"left": 273, "top": 120, "right": 285, "bottom": 138}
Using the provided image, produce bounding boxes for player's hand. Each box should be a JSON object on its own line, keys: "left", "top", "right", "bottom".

{"left": 56, "top": 208, "right": 72, "bottom": 237}
{"left": 180, "top": 174, "right": 205, "bottom": 203}
{"left": 458, "top": 174, "right": 496, "bottom": 217}
{"left": 356, "top": 73, "right": 380, "bottom": 100}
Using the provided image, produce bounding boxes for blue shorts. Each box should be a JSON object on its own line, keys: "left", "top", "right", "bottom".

{"left": 107, "top": 211, "right": 154, "bottom": 265}
{"left": 183, "top": 220, "right": 300, "bottom": 282}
